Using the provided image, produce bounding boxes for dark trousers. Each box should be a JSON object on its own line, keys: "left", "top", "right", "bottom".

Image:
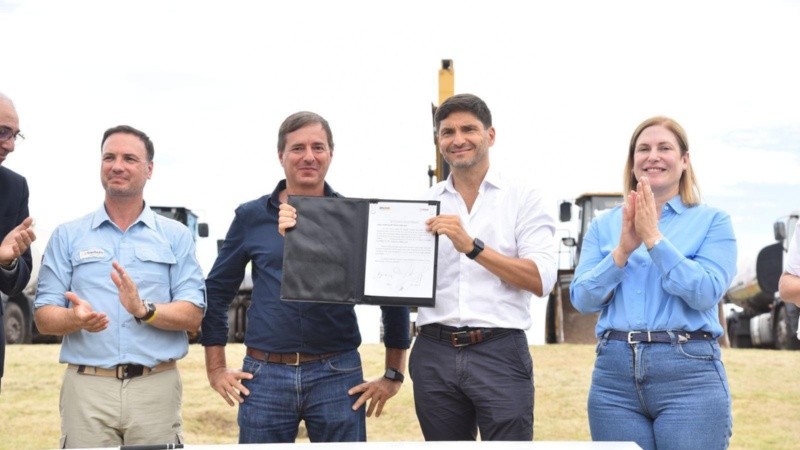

{"left": 409, "top": 328, "right": 534, "bottom": 441}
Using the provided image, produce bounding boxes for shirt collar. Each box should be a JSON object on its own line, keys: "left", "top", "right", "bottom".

{"left": 91, "top": 202, "right": 155, "bottom": 230}
{"left": 268, "top": 179, "right": 339, "bottom": 209}
{"left": 439, "top": 164, "right": 503, "bottom": 195}
{"left": 665, "top": 195, "right": 688, "bottom": 215}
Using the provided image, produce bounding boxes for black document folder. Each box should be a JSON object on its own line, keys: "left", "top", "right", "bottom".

{"left": 281, "top": 196, "right": 439, "bottom": 307}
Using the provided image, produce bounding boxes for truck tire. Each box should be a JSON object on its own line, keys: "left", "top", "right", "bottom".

{"left": 545, "top": 293, "right": 557, "bottom": 344}
{"left": 31, "top": 327, "right": 62, "bottom": 344}
{"left": 775, "top": 306, "right": 800, "bottom": 350}
{"left": 3, "top": 302, "right": 27, "bottom": 345}
{"left": 728, "top": 317, "right": 752, "bottom": 348}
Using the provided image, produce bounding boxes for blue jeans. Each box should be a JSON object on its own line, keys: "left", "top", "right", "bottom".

{"left": 238, "top": 349, "right": 366, "bottom": 443}
{"left": 588, "top": 332, "right": 732, "bottom": 450}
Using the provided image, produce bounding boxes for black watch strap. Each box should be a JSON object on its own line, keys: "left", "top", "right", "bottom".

{"left": 383, "top": 368, "right": 405, "bottom": 383}
{"left": 466, "top": 238, "right": 484, "bottom": 260}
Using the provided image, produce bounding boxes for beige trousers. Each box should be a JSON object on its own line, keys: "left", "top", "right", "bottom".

{"left": 59, "top": 364, "right": 183, "bottom": 449}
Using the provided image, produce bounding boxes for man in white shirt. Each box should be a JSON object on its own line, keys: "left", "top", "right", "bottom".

{"left": 778, "top": 221, "right": 800, "bottom": 341}
{"left": 409, "top": 93, "right": 557, "bottom": 441}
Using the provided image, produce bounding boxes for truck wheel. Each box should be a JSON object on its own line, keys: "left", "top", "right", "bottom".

{"left": 728, "top": 318, "right": 752, "bottom": 348}
{"left": 545, "top": 294, "right": 557, "bottom": 344}
{"left": 3, "top": 302, "right": 27, "bottom": 344}
{"left": 775, "top": 306, "right": 800, "bottom": 350}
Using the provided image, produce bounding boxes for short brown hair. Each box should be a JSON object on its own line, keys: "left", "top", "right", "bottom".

{"left": 277, "top": 111, "right": 334, "bottom": 154}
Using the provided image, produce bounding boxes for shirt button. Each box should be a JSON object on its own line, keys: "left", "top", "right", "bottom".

{"left": 636, "top": 290, "right": 642, "bottom": 295}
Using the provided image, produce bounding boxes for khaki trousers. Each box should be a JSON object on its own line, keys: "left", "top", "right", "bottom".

{"left": 59, "top": 364, "right": 183, "bottom": 448}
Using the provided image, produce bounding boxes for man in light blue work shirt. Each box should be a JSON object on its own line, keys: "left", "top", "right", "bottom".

{"left": 34, "top": 125, "right": 206, "bottom": 449}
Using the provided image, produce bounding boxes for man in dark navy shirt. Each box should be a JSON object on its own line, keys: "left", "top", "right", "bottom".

{"left": 200, "top": 111, "right": 410, "bottom": 443}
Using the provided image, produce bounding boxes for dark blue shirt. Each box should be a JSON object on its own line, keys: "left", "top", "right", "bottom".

{"left": 200, "top": 180, "right": 410, "bottom": 352}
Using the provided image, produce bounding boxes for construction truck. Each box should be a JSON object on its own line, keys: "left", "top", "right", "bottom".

{"left": 150, "top": 206, "right": 209, "bottom": 241}
{"left": 545, "top": 193, "right": 623, "bottom": 343}
{"left": 3, "top": 233, "right": 67, "bottom": 343}
{"left": 725, "top": 213, "right": 800, "bottom": 350}
{"left": 1, "top": 289, "right": 35, "bottom": 344}
{"left": 1, "top": 243, "right": 45, "bottom": 344}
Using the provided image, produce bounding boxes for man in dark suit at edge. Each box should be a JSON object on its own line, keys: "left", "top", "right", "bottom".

{"left": 0, "top": 92, "right": 37, "bottom": 393}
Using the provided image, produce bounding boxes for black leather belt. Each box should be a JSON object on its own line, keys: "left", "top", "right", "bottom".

{"left": 418, "top": 324, "right": 514, "bottom": 347}
{"left": 606, "top": 330, "right": 714, "bottom": 344}
{"left": 246, "top": 347, "right": 340, "bottom": 366}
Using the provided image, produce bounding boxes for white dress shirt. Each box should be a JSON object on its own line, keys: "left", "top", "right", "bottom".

{"left": 416, "top": 166, "right": 557, "bottom": 330}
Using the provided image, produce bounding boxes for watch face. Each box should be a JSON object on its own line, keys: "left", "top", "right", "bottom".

{"left": 467, "top": 238, "right": 484, "bottom": 259}
{"left": 384, "top": 368, "right": 404, "bottom": 382}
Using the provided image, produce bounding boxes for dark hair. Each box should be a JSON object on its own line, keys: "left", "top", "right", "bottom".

{"left": 277, "top": 111, "right": 334, "bottom": 154}
{"left": 433, "top": 93, "right": 492, "bottom": 132}
{"left": 101, "top": 125, "right": 155, "bottom": 162}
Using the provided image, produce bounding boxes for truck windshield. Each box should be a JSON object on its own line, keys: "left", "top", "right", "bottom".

{"left": 580, "top": 196, "right": 622, "bottom": 237}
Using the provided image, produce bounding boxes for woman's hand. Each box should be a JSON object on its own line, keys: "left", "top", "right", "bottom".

{"left": 634, "top": 177, "right": 663, "bottom": 248}
{"left": 613, "top": 192, "right": 641, "bottom": 267}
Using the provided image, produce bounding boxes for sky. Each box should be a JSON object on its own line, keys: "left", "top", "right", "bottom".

{"left": 2, "top": 0, "right": 800, "bottom": 341}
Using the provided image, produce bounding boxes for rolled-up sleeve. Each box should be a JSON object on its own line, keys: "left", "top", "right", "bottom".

{"left": 170, "top": 227, "right": 207, "bottom": 310}
{"left": 517, "top": 190, "right": 558, "bottom": 296}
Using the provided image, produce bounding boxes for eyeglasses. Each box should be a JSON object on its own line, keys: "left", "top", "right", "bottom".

{"left": 0, "top": 126, "right": 24, "bottom": 143}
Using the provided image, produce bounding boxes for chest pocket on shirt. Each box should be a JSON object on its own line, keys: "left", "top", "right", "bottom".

{"left": 131, "top": 246, "right": 176, "bottom": 298}
{"left": 71, "top": 248, "right": 114, "bottom": 290}
{"left": 133, "top": 246, "right": 176, "bottom": 273}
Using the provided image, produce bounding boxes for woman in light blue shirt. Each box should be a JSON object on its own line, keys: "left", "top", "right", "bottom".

{"left": 570, "top": 116, "right": 736, "bottom": 450}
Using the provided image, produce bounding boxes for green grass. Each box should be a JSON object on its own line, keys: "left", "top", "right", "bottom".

{"left": 1, "top": 343, "right": 798, "bottom": 449}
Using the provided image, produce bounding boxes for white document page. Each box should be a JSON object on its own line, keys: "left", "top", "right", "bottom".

{"left": 363, "top": 201, "right": 438, "bottom": 298}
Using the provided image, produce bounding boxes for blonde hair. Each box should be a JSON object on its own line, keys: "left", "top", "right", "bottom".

{"left": 623, "top": 116, "right": 700, "bottom": 206}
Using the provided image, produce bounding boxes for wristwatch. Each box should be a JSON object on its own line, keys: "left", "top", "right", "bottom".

{"left": 647, "top": 238, "right": 662, "bottom": 252}
{"left": 135, "top": 301, "right": 157, "bottom": 324}
{"left": 0, "top": 258, "right": 17, "bottom": 270}
{"left": 466, "top": 238, "right": 485, "bottom": 260}
{"left": 383, "top": 368, "right": 405, "bottom": 383}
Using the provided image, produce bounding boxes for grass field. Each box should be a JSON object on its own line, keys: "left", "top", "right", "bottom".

{"left": 1, "top": 343, "right": 798, "bottom": 449}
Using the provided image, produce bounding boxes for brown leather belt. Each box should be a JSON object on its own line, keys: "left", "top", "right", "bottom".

{"left": 68, "top": 360, "right": 176, "bottom": 380}
{"left": 419, "top": 324, "right": 515, "bottom": 347}
{"left": 246, "top": 347, "right": 339, "bottom": 366}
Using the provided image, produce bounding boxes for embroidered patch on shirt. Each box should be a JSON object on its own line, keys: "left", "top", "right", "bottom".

{"left": 79, "top": 249, "right": 106, "bottom": 260}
